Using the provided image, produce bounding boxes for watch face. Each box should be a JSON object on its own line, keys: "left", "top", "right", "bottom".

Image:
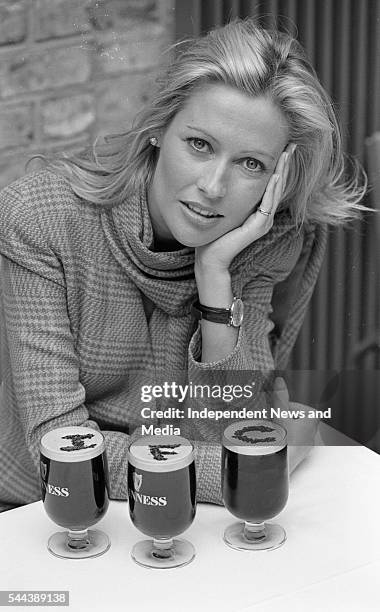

{"left": 231, "top": 298, "right": 244, "bottom": 327}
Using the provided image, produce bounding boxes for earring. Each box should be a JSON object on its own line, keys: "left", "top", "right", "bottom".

{"left": 149, "top": 136, "right": 158, "bottom": 147}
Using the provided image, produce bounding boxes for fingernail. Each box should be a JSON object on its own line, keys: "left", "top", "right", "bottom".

{"left": 274, "top": 377, "right": 286, "bottom": 390}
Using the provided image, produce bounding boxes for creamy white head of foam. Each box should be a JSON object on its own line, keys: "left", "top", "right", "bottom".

{"left": 223, "top": 420, "right": 287, "bottom": 455}
{"left": 40, "top": 426, "right": 105, "bottom": 462}
{"left": 128, "top": 435, "right": 194, "bottom": 472}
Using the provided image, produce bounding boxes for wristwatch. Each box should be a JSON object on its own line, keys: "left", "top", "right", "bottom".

{"left": 191, "top": 296, "right": 244, "bottom": 328}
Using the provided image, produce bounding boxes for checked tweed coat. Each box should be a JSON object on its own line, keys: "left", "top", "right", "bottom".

{"left": 0, "top": 169, "right": 326, "bottom": 511}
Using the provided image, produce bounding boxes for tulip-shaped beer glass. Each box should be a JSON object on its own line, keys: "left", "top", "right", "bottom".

{"left": 40, "top": 426, "right": 110, "bottom": 559}
{"left": 222, "top": 420, "right": 288, "bottom": 551}
{"left": 128, "top": 435, "right": 196, "bottom": 569}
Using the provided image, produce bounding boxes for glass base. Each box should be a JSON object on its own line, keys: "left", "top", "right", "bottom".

{"left": 223, "top": 522, "right": 286, "bottom": 551}
{"left": 47, "top": 529, "right": 111, "bottom": 559}
{"left": 131, "top": 538, "right": 195, "bottom": 569}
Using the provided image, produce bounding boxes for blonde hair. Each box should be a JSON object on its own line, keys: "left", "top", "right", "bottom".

{"left": 46, "top": 18, "right": 367, "bottom": 226}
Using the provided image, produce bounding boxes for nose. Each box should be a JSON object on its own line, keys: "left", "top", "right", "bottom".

{"left": 196, "top": 159, "right": 227, "bottom": 199}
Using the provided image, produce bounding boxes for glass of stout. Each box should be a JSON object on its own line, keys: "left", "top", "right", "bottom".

{"left": 128, "top": 434, "right": 196, "bottom": 569}
{"left": 222, "top": 419, "right": 288, "bottom": 551}
{"left": 40, "top": 426, "right": 110, "bottom": 559}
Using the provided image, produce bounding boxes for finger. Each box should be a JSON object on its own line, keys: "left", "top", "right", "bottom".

{"left": 272, "top": 376, "right": 290, "bottom": 410}
{"left": 274, "top": 144, "right": 297, "bottom": 204}
{"left": 274, "top": 376, "right": 289, "bottom": 394}
{"left": 258, "top": 146, "right": 293, "bottom": 218}
{"left": 273, "top": 151, "right": 290, "bottom": 207}
{"left": 287, "top": 143, "right": 297, "bottom": 156}
{"left": 275, "top": 142, "right": 297, "bottom": 197}
{"left": 257, "top": 172, "right": 279, "bottom": 217}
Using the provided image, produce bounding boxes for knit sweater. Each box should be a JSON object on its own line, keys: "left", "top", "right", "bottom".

{"left": 0, "top": 169, "right": 327, "bottom": 511}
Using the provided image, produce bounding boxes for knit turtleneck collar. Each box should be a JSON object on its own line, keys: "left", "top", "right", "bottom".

{"left": 100, "top": 189, "right": 198, "bottom": 317}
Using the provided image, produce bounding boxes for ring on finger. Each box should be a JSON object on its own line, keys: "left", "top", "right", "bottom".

{"left": 258, "top": 207, "right": 271, "bottom": 216}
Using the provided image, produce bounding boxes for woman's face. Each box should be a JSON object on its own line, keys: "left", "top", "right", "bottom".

{"left": 147, "top": 83, "right": 289, "bottom": 249}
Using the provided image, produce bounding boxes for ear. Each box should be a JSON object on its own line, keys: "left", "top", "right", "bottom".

{"left": 155, "top": 132, "right": 163, "bottom": 148}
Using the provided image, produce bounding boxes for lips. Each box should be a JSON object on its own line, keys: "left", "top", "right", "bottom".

{"left": 180, "top": 200, "right": 224, "bottom": 219}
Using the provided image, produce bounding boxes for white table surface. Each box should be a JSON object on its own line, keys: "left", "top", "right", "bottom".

{"left": 1, "top": 428, "right": 380, "bottom": 612}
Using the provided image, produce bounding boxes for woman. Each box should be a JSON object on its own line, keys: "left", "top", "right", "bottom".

{"left": 0, "top": 19, "right": 366, "bottom": 511}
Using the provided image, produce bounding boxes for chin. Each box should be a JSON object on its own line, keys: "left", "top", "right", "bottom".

{"left": 171, "top": 225, "right": 220, "bottom": 249}
{"left": 172, "top": 233, "right": 212, "bottom": 249}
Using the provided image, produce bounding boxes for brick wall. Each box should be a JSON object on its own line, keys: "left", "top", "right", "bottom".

{"left": 0, "top": 0, "right": 175, "bottom": 188}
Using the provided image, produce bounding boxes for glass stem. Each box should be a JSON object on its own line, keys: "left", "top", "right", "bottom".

{"left": 152, "top": 537, "right": 174, "bottom": 560}
{"left": 244, "top": 521, "right": 266, "bottom": 542}
{"left": 67, "top": 529, "right": 90, "bottom": 550}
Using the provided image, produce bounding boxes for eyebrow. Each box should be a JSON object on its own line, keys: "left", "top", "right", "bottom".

{"left": 185, "top": 124, "right": 276, "bottom": 161}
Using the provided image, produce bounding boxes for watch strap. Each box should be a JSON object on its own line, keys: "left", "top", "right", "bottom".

{"left": 191, "top": 300, "right": 231, "bottom": 324}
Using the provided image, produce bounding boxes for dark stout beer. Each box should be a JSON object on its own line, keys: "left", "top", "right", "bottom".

{"left": 40, "top": 426, "right": 110, "bottom": 558}
{"left": 40, "top": 427, "right": 109, "bottom": 530}
{"left": 222, "top": 420, "right": 288, "bottom": 523}
{"left": 128, "top": 435, "right": 196, "bottom": 538}
{"left": 127, "top": 435, "right": 197, "bottom": 568}
{"left": 221, "top": 420, "right": 288, "bottom": 551}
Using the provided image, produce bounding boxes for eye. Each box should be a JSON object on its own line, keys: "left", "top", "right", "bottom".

{"left": 242, "top": 158, "right": 264, "bottom": 172}
{"left": 187, "top": 137, "right": 210, "bottom": 152}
